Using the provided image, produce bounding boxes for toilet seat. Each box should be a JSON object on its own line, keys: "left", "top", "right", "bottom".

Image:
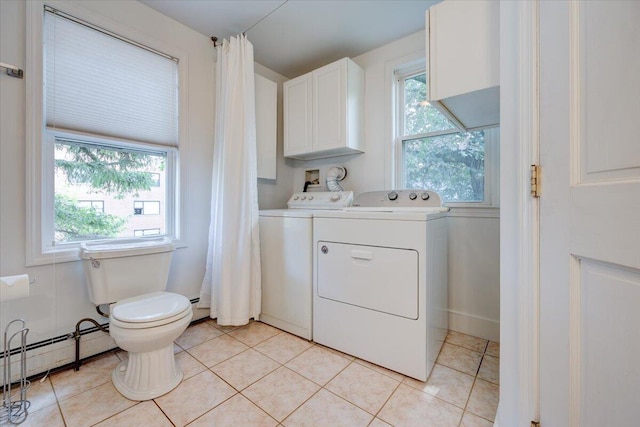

{"left": 111, "top": 291, "right": 192, "bottom": 329}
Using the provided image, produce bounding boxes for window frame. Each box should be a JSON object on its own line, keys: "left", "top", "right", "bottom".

{"left": 26, "top": 1, "right": 187, "bottom": 266}
{"left": 393, "top": 63, "right": 499, "bottom": 207}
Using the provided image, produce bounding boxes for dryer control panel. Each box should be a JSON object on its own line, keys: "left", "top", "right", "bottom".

{"left": 351, "top": 190, "right": 443, "bottom": 208}
{"left": 287, "top": 191, "right": 354, "bottom": 210}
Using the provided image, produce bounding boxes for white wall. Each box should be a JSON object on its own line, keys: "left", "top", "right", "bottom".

{"left": 447, "top": 212, "right": 500, "bottom": 341}
{"left": 287, "top": 30, "right": 501, "bottom": 341}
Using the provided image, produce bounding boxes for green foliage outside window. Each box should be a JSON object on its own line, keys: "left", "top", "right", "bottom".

{"left": 404, "top": 132, "right": 484, "bottom": 202}
{"left": 54, "top": 194, "right": 126, "bottom": 242}
{"left": 402, "top": 73, "right": 485, "bottom": 202}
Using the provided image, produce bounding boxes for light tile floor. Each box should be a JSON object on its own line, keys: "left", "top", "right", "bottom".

{"left": 18, "top": 321, "right": 499, "bottom": 427}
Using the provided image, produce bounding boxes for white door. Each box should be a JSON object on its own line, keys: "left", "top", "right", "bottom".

{"left": 539, "top": 1, "right": 640, "bottom": 426}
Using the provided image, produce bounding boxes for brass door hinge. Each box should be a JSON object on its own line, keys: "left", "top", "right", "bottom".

{"left": 531, "top": 421, "right": 540, "bottom": 427}
{"left": 530, "top": 164, "right": 541, "bottom": 198}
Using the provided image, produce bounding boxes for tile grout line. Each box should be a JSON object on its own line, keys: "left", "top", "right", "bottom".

{"left": 456, "top": 340, "right": 498, "bottom": 426}
{"left": 151, "top": 399, "right": 175, "bottom": 426}
{"left": 369, "top": 374, "right": 402, "bottom": 425}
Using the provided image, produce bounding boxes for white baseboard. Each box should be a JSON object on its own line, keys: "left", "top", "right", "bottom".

{"left": 448, "top": 309, "right": 500, "bottom": 342}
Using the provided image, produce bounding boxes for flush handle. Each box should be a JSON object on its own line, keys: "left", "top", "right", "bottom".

{"left": 350, "top": 250, "right": 373, "bottom": 260}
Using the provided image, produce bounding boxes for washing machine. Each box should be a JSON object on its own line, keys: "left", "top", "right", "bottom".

{"left": 312, "top": 190, "right": 448, "bottom": 381}
{"left": 258, "top": 191, "right": 353, "bottom": 339}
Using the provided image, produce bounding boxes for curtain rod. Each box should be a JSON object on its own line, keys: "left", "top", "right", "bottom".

{"left": 0, "top": 62, "right": 23, "bottom": 79}
{"left": 210, "top": 0, "right": 288, "bottom": 48}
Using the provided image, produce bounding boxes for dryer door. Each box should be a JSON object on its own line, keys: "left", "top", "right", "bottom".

{"left": 316, "top": 241, "right": 419, "bottom": 319}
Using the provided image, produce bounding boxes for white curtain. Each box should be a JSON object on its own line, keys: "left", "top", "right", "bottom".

{"left": 199, "top": 35, "right": 261, "bottom": 325}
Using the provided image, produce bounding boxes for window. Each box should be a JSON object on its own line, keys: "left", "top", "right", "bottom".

{"left": 26, "top": 3, "right": 182, "bottom": 264}
{"left": 134, "top": 228, "right": 161, "bottom": 237}
{"left": 76, "top": 200, "right": 104, "bottom": 213}
{"left": 396, "top": 68, "right": 497, "bottom": 204}
{"left": 149, "top": 173, "right": 161, "bottom": 187}
{"left": 133, "top": 201, "right": 161, "bottom": 216}
{"left": 52, "top": 133, "right": 170, "bottom": 243}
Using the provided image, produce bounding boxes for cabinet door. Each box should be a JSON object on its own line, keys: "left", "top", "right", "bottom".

{"left": 312, "top": 59, "right": 346, "bottom": 152}
{"left": 255, "top": 74, "right": 277, "bottom": 179}
{"left": 283, "top": 73, "right": 312, "bottom": 156}
{"left": 428, "top": 0, "right": 499, "bottom": 101}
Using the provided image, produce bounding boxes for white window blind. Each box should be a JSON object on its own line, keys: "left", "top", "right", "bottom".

{"left": 44, "top": 8, "right": 179, "bottom": 146}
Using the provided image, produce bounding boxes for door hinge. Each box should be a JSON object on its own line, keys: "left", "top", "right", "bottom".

{"left": 531, "top": 421, "right": 540, "bottom": 427}
{"left": 530, "top": 164, "right": 540, "bottom": 198}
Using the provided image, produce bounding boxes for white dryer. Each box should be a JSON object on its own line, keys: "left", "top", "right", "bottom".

{"left": 312, "top": 190, "right": 448, "bottom": 381}
{"left": 259, "top": 191, "right": 353, "bottom": 340}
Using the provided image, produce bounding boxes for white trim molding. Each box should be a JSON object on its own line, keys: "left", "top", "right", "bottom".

{"left": 448, "top": 309, "right": 500, "bottom": 342}
{"left": 498, "top": 0, "right": 540, "bottom": 425}
{"left": 446, "top": 206, "right": 499, "bottom": 218}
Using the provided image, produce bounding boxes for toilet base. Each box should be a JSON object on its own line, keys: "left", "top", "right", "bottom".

{"left": 112, "top": 345, "right": 183, "bottom": 401}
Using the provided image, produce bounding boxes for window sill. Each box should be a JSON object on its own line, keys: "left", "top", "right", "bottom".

{"left": 445, "top": 205, "right": 500, "bottom": 218}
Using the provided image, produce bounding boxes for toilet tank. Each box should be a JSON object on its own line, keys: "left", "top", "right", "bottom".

{"left": 80, "top": 238, "right": 175, "bottom": 305}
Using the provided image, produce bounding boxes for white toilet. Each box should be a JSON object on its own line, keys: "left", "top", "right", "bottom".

{"left": 80, "top": 238, "right": 193, "bottom": 401}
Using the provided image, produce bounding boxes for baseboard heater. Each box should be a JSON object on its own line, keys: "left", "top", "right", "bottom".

{"left": 0, "top": 297, "right": 201, "bottom": 363}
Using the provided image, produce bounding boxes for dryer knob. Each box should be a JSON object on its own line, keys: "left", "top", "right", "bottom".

{"left": 421, "top": 192, "right": 430, "bottom": 200}
{"left": 330, "top": 194, "right": 341, "bottom": 201}
{"left": 388, "top": 191, "right": 399, "bottom": 201}
{"left": 409, "top": 192, "right": 417, "bottom": 200}
{"left": 308, "top": 196, "right": 314, "bottom": 200}
{"left": 301, "top": 196, "right": 307, "bottom": 200}
{"left": 293, "top": 195, "right": 299, "bottom": 200}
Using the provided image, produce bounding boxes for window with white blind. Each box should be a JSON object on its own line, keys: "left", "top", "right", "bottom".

{"left": 26, "top": 4, "right": 182, "bottom": 264}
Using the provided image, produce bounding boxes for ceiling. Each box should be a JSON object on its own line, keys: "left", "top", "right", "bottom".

{"left": 139, "top": 0, "right": 440, "bottom": 78}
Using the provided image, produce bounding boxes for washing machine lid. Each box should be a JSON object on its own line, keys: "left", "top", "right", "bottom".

{"left": 259, "top": 209, "right": 313, "bottom": 218}
{"left": 111, "top": 291, "right": 191, "bottom": 323}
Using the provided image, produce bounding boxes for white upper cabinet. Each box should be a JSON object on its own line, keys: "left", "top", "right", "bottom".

{"left": 255, "top": 73, "right": 277, "bottom": 179}
{"left": 284, "top": 57, "right": 364, "bottom": 160}
{"left": 427, "top": 0, "right": 499, "bottom": 130}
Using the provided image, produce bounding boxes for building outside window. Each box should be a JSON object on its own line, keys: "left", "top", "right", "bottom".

{"left": 76, "top": 200, "right": 104, "bottom": 213}
{"left": 396, "top": 68, "right": 496, "bottom": 204}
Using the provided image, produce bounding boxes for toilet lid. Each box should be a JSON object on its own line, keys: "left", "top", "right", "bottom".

{"left": 111, "top": 291, "right": 191, "bottom": 323}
